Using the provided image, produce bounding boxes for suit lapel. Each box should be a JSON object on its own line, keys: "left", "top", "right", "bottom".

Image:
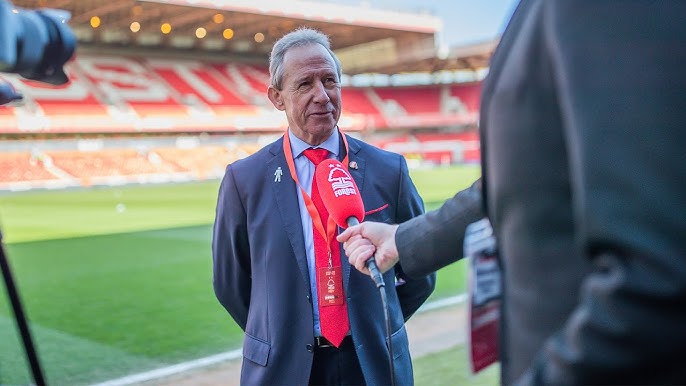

{"left": 269, "top": 137, "right": 311, "bottom": 291}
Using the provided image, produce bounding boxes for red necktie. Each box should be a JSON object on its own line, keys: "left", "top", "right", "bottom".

{"left": 303, "top": 148, "right": 350, "bottom": 347}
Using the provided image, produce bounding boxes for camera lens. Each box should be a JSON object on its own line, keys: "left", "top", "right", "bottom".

{"left": 0, "top": 1, "right": 76, "bottom": 85}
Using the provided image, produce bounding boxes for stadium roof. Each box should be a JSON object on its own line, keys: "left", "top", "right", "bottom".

{"left": 13, "top": 0, "right": 495, "bottom": 74}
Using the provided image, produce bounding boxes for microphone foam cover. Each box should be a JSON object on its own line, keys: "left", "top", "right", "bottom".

{"left": 315, "top": 159, "right": 365, "bottom": 228}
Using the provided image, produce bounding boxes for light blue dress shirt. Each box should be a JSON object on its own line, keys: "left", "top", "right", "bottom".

{"left": 287, "top": 128, "right": 344, "bottom": 338}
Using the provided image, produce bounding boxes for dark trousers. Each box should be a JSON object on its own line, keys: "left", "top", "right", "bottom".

{"left": 309, "top": 336, "right": 365, "bottom": 386}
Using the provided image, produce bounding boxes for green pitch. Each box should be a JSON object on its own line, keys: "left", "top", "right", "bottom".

{"left": 0, "top": 165, "right": 480, "bottom": 385}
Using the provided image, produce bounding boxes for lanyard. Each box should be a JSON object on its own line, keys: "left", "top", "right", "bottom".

{"left": 283, "top": 129, "right": 351, "bottom": 256}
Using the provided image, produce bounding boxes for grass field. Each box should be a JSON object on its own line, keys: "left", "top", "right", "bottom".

{"left": 0, "top": 164, "right": 481, "bottom": 385}
{"left": 414, "top": 344, "right": 499, "bottom": 386}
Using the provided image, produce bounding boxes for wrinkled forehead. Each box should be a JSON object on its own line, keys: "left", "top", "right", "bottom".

{"left": 282, "top": 43, "right": 337, "bottom": 79}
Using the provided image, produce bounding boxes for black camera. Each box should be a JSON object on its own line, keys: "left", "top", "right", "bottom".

{"left": 0, "top": 0, "right": 76, "bottom": 104}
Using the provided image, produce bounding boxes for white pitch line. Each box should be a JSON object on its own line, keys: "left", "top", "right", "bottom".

{"left": 417, "top": 293, "right": 467, "bottom": 313}
{"left": 90, "top": 294, "right": 467, "bottom": 386}
{"left": 90, "top": 350, "right": 242, "bottom": 386}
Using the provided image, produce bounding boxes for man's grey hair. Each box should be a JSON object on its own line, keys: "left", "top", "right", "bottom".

{"left": 269, "top": 27, "right": 342, "bottom": 90}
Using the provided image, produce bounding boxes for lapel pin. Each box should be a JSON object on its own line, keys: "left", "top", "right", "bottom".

{"left": 274, "top": 166, "right": 283, "bottom": 182}
{"left": 349, "top": 161, "right": 358, "bottom": 170}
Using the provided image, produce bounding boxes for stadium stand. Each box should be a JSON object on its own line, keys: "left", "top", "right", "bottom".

{"left": 44, "top": 148, "right": 180, "bottom": 186}
{"left": 4, "top": 51, "right": 483, "bottom": 132}
{"left": 225, "top": 63, "right": 272, "bottom": 103}
{"left": 150, "top": 145, "right": 241, "bottom": 180}
{"left": 372, "top": 131, "right": 480, "bottom": 165}
{"left": 0, "top": 151, "right": 61, "bottom": 183}
{"left": 1, "top": 0, "right": 491, "bottom": 192}
{"left": 449, "top": 82, "right": 482, "bottom": 115}
{"left": 1, "top": 52, "right": 482, "bottom": 190}
{"left": 340, "top": 88, "right": 387, "bottom": 129}
{"left": 374, "top": 86, "right": 441, "bottom": 115}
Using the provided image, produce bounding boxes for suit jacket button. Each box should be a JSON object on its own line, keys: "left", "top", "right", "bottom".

{"left": 306, "top": 344, "right": 314, "bottom": 353}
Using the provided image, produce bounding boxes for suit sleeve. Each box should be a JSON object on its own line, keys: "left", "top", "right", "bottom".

{"left": 395, "top": 179, "right": 484, "bottom": 278}
{"left": 518, "top": 2, "right": 686, "bottom": 384}
{"left": 212, "top": 165, "right": 252, "bottom": 331}
{"left": 391, "top": 155, "right": 437, "bottom": 321}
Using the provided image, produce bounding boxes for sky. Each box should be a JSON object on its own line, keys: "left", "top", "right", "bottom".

{"left": 333, "top": 0, "right": 520, "bottom": 49}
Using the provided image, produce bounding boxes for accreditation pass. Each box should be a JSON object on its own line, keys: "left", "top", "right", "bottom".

{"left": 464, "top": 217, "right": 501, "bottom": 374}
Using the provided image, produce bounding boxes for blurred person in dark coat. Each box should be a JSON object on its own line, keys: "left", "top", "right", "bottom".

{"left": 212, "top": 27, "right": 435, "bottom": 385}
{"left": 340, "top": 1, "right": 686, "bottom": 384}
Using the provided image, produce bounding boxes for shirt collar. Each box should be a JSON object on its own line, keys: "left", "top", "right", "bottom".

{"left": 288, "top": 127, "right": 340, "bottom": 159}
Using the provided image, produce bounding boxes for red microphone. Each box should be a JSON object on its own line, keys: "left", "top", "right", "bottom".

{"left": 315, "top": 159, "right": 384, "bottom": 287}
{"left": 315, "top": 159, "right": 364, "bottom": 228}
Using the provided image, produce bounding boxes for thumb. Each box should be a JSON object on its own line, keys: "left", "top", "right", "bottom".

{"left": 337, "top": 224, "right": 361, "bottom": 243}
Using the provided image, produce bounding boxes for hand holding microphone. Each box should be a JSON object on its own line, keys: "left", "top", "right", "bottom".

{"left": 314, "top": 159, "right": 386, "bottom": 287}
{"left": 337, "top": 222, "right": 400, "bottom": 276}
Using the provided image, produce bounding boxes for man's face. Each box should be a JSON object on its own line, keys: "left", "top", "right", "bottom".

{"left": 268, "top": 43, "right": 341, "bottom": 146}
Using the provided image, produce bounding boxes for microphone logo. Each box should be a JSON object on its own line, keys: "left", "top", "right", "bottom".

{"left": 316, "top": 159, "right": 364, "bottom": 228}
{"left": 325, "top": 163, "right": 357, "bottom": 197}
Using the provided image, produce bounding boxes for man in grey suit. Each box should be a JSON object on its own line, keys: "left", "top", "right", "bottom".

{"left": 212, "top": 27, "right": 435, "bottom": 385}
{"left": 340, "top": 1, "right": 686, "bottom": 384}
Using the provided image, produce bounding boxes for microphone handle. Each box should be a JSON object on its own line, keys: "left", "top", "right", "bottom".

{"left": 346, "top": 217, "right": 385, "bottom": 288}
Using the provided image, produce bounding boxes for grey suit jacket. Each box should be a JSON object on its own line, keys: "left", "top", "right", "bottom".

{"left": 396, "top": 179, "right": 483, "bottom": 278}
{"left": 480, "top": 0, "right": 686, "bottom": 384}
{"left": 212, "top": 132, "right": 435, "bottom": 385}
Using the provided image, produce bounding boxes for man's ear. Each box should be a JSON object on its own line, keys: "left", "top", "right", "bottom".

{"left": 268, "top": 86, "right": 285, "bottom": 111}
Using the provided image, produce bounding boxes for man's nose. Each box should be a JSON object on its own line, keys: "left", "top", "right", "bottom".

{"left": 312, "top": 81, "right": 330, "bottom": 104}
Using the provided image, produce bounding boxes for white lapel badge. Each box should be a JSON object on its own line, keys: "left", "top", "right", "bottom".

{"left": 274, "top": 166, "right": 283, "bottom": 182}
{"left": 349, "top": 161, "right": 358, "bottom": 170}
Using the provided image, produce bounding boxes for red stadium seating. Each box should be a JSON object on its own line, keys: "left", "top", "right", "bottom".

{"left": 449, "top": 82, "right": 482, "bottom": 114}
{"left": 340, "top": 88, "right": 386, "bottom": 129}
{"left": 150, "top": 61, "right": 261, "bottom": 123}
{"left": 150, "top": 145, "right": 237, "bottom": 179}
{"left": 19, "top": 75, "right": 108, "bottom": 117}
{"left": 80, "top": 57, "right": 185, "bottom": 119}
{"left": 0, "top": 152, "right": 60, "bottom": 183}
{"left": 373, "top": 130, "right": 480, "bottom": 165}
{"left": 226, "top": 63, "right": 271, "bottom": 96}
{"left": 1, "top": 54, "right": 481, "bottom": 135}
{"left": 45, "top": 148, "right": 180, "bottom": 185}
{"left": 1, "top": 53, "right": 484, "bottom": 188}
{"left": 414, "top": 131, "right": 479, "bottom": 142}
{"left": 0, "top": 104, "right": 20, "bottom": 133}
{"left": 374, "top": 86, "right": 441, "bottom": 115}
{"left": 341, "top": 88, "right": 382, "bottom": 115}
